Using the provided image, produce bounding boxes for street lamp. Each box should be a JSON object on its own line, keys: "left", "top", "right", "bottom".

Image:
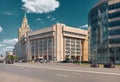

{"left": 79, "top": 54, "right": 81, "bottom": 65}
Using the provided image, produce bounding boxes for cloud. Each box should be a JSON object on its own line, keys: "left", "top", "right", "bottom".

{"left": 0, "top": 44, "right": 4, "bottom": 47}
{"left": 6, "top": 47, "right": 14, "bottom": 49}
{"left": 79, "top": 24, "right": 88, "bottom": 30}
{"left": 0, "top": 38, "right": 18, "bottom": 56}
{"left": 51, "top": 17, "right": 56, "bottom": 21}
{"left": 47, "top": 15, "right": 56, "bottom": 21}
{"left": 47, "top": 15, "right": 52, "bottom": 19}
{"left": 22, "top": 0, "right": 60, "bottom": 13}
{"left": 2, "top": 38, "right": 18, "bottom": 44}
{"left": 36, "top": 18, "right": 42, "bottom": 21}
{"left": 3, "top": 11, "right": 13, "bottom": 15}
{"left": 0, "top": 26, "right": 3, "bottom": 33}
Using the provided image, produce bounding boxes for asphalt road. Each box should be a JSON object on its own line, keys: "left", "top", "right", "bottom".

{"left": 0, "top": 63, "right": 120, "bottom": 82}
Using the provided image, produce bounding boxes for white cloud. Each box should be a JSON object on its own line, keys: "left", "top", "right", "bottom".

{"left": 81, "top": 24, "right": 88, "bottom": 28}
{"left": 2, "top": 38, "right": 18, "bottom": 44}
{"left": 0, "top": 44, "right": 4, "bottom": 47}
{"left": 0, "top": 38, "right": 18, "bottom": 56}
{"left": 36, "top": 18, "right": 42, "bottom": 21}
{"left": 6, "top": 47, "right": 14, "bottom": 49}
{"left": 79, "top": 24, "right": 88, "bottom": 30}
{"left": 22, "top": 0, "right": 60, "bottom": 13}
{"left": 47, "top": 15, "right": 52, "bottom": 19}
{"left": 0, "top": 26, "right": 3, "bottom": 33}
{"left": 3, "top": 11, "right": 13, "bottom": 15}
{"left": 51, "top": 17, "right": 56, "bottom": 21}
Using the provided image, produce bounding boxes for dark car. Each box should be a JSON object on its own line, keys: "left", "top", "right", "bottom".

{"left": 90, "top": 63, "right": 99, "bottom": 68}
{"left": 103, "top": 63, "right": 115, "bottom": 68}
{"left": 0, "top": 60, "right": 4, "bottom": 63}
{"left": 5, "top": 59, "right": 12, "bottom": 64}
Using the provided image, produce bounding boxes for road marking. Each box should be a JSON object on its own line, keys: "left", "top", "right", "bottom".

{"left": 13, "top": 64, "right": 120, "bottom": 76}
{"left": 71, "top": 72, "right": 83, "bottom": 75}
{"left": 56, "top": 74, "right": 69, "bottom": 78}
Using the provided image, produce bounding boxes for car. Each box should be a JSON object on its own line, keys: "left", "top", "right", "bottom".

{"left": 90, "top": 63, "right": 99, "bottom": 68}
{"left": 5, "top": 59, "right": 12, "bottom": 64}
{"left": 103, "top": 63, "right": 115, "bottom": 68}
{"left": 39, "top": 59, "right": 44, "bottom": 63}
{"left": 19, "top": 59, "right": 27, "bottom": 63}
{"left": 0, "top": 60, "right": 4, "bottom": 63}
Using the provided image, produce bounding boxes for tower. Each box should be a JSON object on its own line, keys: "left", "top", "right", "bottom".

{"left": 18, "top": 13, "right": 31, "bottom": 41}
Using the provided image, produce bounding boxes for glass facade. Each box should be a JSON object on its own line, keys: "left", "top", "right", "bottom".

{"left": 89, "top": 1, "right": 120, "bottom": 64}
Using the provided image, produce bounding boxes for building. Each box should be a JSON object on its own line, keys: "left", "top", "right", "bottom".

{"left": 6, "top": 51, "right": 13, "bottom": 56}
{"left": 15, "top": 14, "right": 88, "bottom": 62}
{"left": 18, "top": 13, "right": 31, "bottom": 41}
{"left": 89, "top": 0, "right": 120, "bottom": 64}
{"left": 14, "top": 13, "right": 31, "bottom": 60}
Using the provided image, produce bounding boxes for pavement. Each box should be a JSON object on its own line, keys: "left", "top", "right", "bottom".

{"left": 0, "top": 62, "right": 120, "bottom": 82}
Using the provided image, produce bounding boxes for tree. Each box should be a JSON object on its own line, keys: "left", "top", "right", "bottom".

{"left": 6, "top": 55, "right": 16, "bottom": 64}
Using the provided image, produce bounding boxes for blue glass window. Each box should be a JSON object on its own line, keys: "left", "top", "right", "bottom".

{"left": 109, "top": 2, "right": 120, "bottom": 10}
{"left": 109, "top": 11, "right": 120, "bottom": 19}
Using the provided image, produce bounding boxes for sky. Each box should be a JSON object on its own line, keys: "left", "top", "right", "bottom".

{"left": 0, "top": 0, "right": 98, "bottom": 56}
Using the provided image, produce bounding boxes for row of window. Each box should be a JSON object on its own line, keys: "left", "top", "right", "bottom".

{"left": 109, "top": 47, "right": 120, "bottom": 53}
{"left": 109, "top": 38, "right": 120, "bottom": 44}
{"left": 109, "top": 20, "right": 120, "bottom": 27}
{"left": 109, "top": 2, "right": 120, "bottom": 10}
{"left": 91, "top": 48, "right": 108, "bottom": 54}
{"left": 109, "top": 29, "right": 120, "bottom": 35}
{"left": 109, "top": 11, "right": 120, "bottom": 19}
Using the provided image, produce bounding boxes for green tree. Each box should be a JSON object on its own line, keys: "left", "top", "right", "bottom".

{"left": 6, "top": 55, "right": 16, "bottom": 64}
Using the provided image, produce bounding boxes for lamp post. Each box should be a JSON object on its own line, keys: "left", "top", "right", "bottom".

{"left": 79, "top": 54, "right": 81, "bottom": 65}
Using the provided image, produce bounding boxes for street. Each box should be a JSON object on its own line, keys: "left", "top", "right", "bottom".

{"left": 0, "top": 63, "right": 120, "bottom": 82}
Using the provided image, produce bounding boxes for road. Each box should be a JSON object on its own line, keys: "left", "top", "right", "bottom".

{"left": 0, "top": 63, "right": 120, "bottom": 82}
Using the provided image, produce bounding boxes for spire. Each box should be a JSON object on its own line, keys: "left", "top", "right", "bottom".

{"left": 21, "top": 12, "right": 28, "bottom": 28}
{"left": 18, "top": 12, "right": 31, "bottom": 41}
{"left": 24, "top": 12, "right": 26, "bottom": 18}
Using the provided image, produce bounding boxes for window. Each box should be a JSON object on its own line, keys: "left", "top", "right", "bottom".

{"left": 109, "top": 20, "right": 120, "bottom": 27}
{"left": 109, "top": 29, "right": 120, "bottom": 35}
{"left": 109, "top": 2, "right": 120, "bottom": 10}
{"left": 109, "top": 11, "right": 120, "bottom": 19}
{"left": 109, "top": 38, "right": 120, "bottom": 44}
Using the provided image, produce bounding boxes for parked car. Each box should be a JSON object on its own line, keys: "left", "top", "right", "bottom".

{"left": 39, "top": 59, "right": 44, "bottom": 63}
{"left": 103, "top": 63, "right": 115, "bottom": 68}
{"left": 5, "top": 59, "right": 12, "bottom": 64}
{"left": 0, "top": 60, "right": 4, "bottom": 63}
{"left": 19, "top": 59, "right": 27, "bottom": 63}
{"left": 90, "top": 63, "right": 99, "bottom": 68}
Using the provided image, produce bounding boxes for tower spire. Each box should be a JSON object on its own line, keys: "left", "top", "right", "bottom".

{"left": 21, "top": 12, "right": 28, "bottom": 28}
{"left": 18, "top": 12, "right": 31, "bottom": 40}
{"left": 24, "top": 12, "right": 26, "bottom": 18}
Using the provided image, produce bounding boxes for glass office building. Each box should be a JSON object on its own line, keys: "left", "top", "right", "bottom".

{"left": 89, "top": 0, "right": 120, "bottom": 64}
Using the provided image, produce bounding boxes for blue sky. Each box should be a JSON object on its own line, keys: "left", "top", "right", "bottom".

{"left": 0, "top": 0, "right": 98, "bottom": 55}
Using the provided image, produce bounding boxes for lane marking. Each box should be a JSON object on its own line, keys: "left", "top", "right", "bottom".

{"left": 56, "top": 74, "right": 69, "bottom": 78}
{"left": 13, "top": 64, "right": 120, "bottom": 76}
{"left": 71, "top": 72, "right": 83, "bottom": 75}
